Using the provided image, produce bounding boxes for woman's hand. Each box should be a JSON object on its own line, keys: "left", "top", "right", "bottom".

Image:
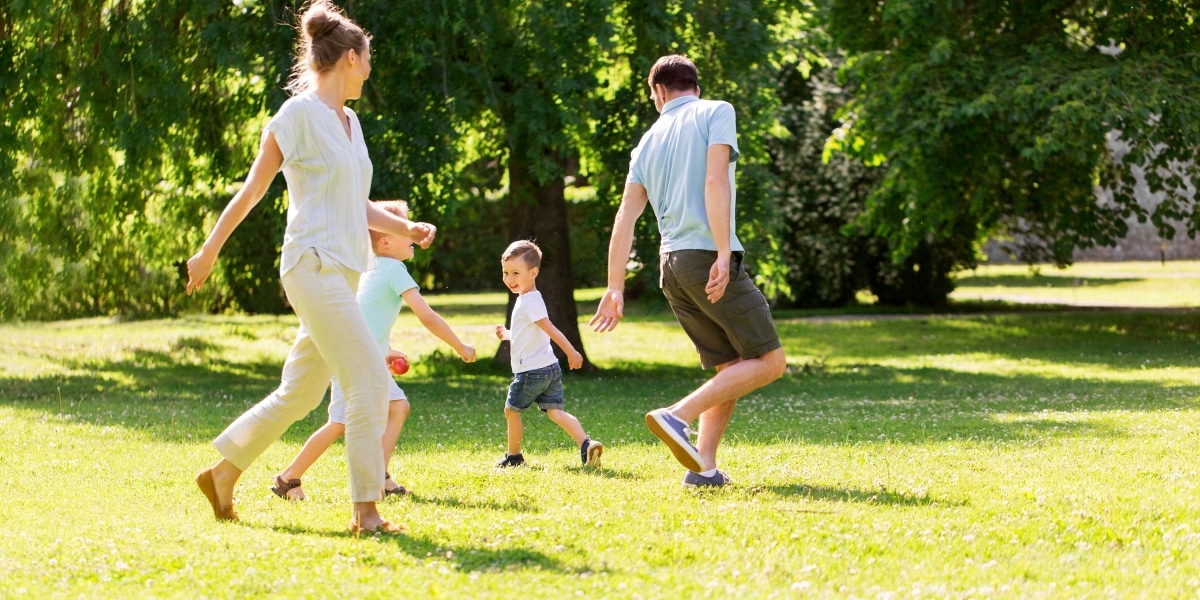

{"left": 186, "top": 249, "right": 217, "bottom": 295}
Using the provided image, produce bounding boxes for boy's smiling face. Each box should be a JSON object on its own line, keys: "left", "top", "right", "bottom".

{"left": 501, "top": 257, "right": 538, "bottom": 295}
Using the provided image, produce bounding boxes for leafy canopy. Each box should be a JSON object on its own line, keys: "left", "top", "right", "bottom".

{"left": 825, "top": 0, "right": 1200, "bottom": 266}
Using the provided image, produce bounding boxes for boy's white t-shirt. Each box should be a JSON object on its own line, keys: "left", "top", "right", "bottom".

{"left": 509, "top": 291, "right": 559, "bottom": 374}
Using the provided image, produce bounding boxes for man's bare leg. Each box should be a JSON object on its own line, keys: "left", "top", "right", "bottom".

{"left": 670, "top": 348, "right": 786, "bottom": 424}
{"left": 650, "top": 349, "right": 786, "bottom": 472}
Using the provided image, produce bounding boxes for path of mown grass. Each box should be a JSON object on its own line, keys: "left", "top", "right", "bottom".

{"left": 1, "top": 294, "right": 1198, "bottom": 598}
{"left": 951, "top": 260, "right": 1200, "bottom": 307}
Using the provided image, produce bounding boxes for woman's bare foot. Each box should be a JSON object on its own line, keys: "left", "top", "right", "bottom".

{"left": 196, "top": 459, "right": 242, "bottom": 521}
{"left": 349, "top": 502, "right": 406, "bottom": 534}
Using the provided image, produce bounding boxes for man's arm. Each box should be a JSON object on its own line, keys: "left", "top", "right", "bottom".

{"left": 589, "top": 183, "right": 648, "bottom": 332}
{"left": 704, "top": 144, "right": 733, "bottom": 303}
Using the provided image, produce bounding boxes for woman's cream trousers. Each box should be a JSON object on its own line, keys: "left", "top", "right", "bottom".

{"left": 214, "top": 248, "right": 388, "bottom": 502}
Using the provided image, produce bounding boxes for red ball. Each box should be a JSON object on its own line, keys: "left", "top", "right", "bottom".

{"left": 390, "top": 357, "right": 409, "bottom": 375}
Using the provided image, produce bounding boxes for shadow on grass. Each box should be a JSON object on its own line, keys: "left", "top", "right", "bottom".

{"left": 263, "top": 525, "right": 593, "bottom": 574}
{"left": 773, "top": 310, "right": 1200, "bottom": 369}
{"left": 758, "top": 483, "right": 960, "bottom": 507}
{"left": 4, "top": 311, "right": 1200, "bottom": 451}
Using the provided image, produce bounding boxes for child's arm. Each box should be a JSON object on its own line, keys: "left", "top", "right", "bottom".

{"left": 384, "top": 346, "right": 408, "bottom": 364}
{"left": 535, "top": 318, "right": 584, "bottom": 370}
{"left": 401, "top": 289, "right": 476, "bottom": 363}
{"left": 494, "top": 325, "right": 510, "bottom": 341}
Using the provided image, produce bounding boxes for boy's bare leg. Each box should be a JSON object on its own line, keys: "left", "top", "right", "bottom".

{"left": 381, "top": 400, "right": 410, "bottom": 462}
{"left": 546, "top": 408, "right": 587, "bottom": 446}
{"left": 504, "top": 407, "right": 524, "bottom": 455}
{"left": 277, "top": 422, "right": 345, "bottom": 499}
{"left": 382, "top": 400, "right": 410, "bottom": 492}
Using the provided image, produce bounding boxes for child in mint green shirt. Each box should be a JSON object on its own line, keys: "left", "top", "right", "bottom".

{"left": 271, "top": 201, "right": 476, "bottom": 500}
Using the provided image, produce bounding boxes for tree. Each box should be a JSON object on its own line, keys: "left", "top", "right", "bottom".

{"left": 770, "top": 55, "right": 879, "bottom": 307}
{"left": 0, "top": 1, "right": 295, "bottom": 319}
{"left": 584, "top": 1, "right": 805, "bottom": 307}
{"left": 823, "top": 0, "right": 1200, "bottom": 274}
{"left": 2, "top": 0, "right": 810, "bottom": 327}
{"left": 360, "top": 0, "right": 804, "bottom": 366}
{"left": 355, "top": 1, "right": 613, "bottom": 369}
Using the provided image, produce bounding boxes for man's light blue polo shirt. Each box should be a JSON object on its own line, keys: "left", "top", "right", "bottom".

{"left": 627, "top": 95, "right": 743, "bottom": 254}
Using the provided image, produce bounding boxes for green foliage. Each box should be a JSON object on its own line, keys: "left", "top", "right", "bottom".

{"left": 1, "top": 1, "right": 810, "bottom": 322}
{"left": 1, "top": 0, "right": 297, "bottom": 319}
{"left": 770, "top": 57, "right": 875, "bottom": 307}
{"left": 770, "top": 54, "right": 972, "bottom": 308}
{"left": 823, "top": 0, "right": 1200, "bottom": 268}
{"left": 589, "top": 1, "right": 805, "bottom": 302}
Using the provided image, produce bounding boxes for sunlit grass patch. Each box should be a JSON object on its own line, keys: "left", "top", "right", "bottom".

{"left": 3, "top": 303, "right": 1200, "bottom": 597}
{"left": 952, "top": 260, "right": 1200, "bottom": 307}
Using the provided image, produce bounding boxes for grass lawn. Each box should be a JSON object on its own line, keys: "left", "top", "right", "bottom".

{"left": 951, "top": 260, "right": 1200, "bottom": 307}
{"left": 2, "top": 287, "right": 1199, "bottom": 597}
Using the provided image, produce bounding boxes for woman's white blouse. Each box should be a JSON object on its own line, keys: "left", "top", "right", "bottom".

{"left": 265, "top": 91, "right": 375, "bottom": 277}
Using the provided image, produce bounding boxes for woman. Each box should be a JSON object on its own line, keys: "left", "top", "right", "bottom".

{"left": 186, "top": 0, "right": 427, "bottom": 534}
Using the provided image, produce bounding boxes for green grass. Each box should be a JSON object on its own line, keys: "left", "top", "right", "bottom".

{"left": 2, "top": 289, "right": 1200, "bottom": 597}
{"left": 952, "top": 260, "right": 1200, "bottom": 307}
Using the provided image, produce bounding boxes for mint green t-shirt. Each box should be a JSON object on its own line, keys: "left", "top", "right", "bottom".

{"left": 357, "top": 257, "right": 419, "bottom": 352}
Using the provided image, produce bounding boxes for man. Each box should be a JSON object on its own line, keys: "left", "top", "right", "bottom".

{"left": 590, "top": 55, "right": 787, "bottom": 487}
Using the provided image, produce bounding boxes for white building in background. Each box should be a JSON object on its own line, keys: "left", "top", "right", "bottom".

{"left": 986, "top": 127, "right": 1198, "bottom": 263}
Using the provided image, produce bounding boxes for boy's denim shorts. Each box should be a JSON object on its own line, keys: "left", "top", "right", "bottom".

{"left": 660, "top": 249, "right": 782, "bottom": 370}
{"left": 505, "top": 363, "right": 564, "bottom": 412}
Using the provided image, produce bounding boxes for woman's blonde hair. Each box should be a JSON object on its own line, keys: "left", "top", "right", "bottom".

{"left": 285, "top": 0, "right": 371, "bottom": 95}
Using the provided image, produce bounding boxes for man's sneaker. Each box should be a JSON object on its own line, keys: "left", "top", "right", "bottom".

{"left": 496, "top": 453, "right": 525, "bottom": 468}
{"left": 645, "top": 408, "right": 704, "bottom": 472}
{"left": 581, "top": 439, "right": 604, "bottom": 468}
{"left": 683, "top": 469, "right": 731, "bottom": 488}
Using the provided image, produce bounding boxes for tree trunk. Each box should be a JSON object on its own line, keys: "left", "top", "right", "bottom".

{"left": 493, "top": 151, "right": 595, "bottom": 372}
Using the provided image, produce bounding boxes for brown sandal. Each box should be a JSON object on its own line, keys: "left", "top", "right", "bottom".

{"left": 270, "top": 475, "right": 304, "bottom": 500}
{"left": 384, "top": 472, "right": 409, "bottom": 497}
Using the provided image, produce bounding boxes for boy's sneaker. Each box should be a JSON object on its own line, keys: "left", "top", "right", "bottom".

{"left": 581, "top": 439, "right": 604, "bottom": 468}
{"left": 645, "top": 408, "right": 704, "bottom": 472}
{"left": 683, "top": 470, "right": 731, "bottom": 488}
{"left": 496, "top": 453, "right": 525, "bottom": 468}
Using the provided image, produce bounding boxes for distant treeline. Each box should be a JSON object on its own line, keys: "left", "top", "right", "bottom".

{"left": 2, "top": 1, "right": 1196, "bottom": 320}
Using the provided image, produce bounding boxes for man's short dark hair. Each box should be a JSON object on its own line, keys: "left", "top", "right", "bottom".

{"left": 648, "top": 55, "right": 698, "bottom": 92}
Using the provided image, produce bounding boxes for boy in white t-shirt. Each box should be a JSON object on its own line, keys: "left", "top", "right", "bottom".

{"left": 271, "top": 201, "right": 476, "bottom": 500}
{"left": 493, "top": 240, "right": 603, "bottom": 469}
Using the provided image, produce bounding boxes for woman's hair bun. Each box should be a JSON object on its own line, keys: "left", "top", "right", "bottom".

{"left": 303, "top": 5, "right": 340, "bottom": 41}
